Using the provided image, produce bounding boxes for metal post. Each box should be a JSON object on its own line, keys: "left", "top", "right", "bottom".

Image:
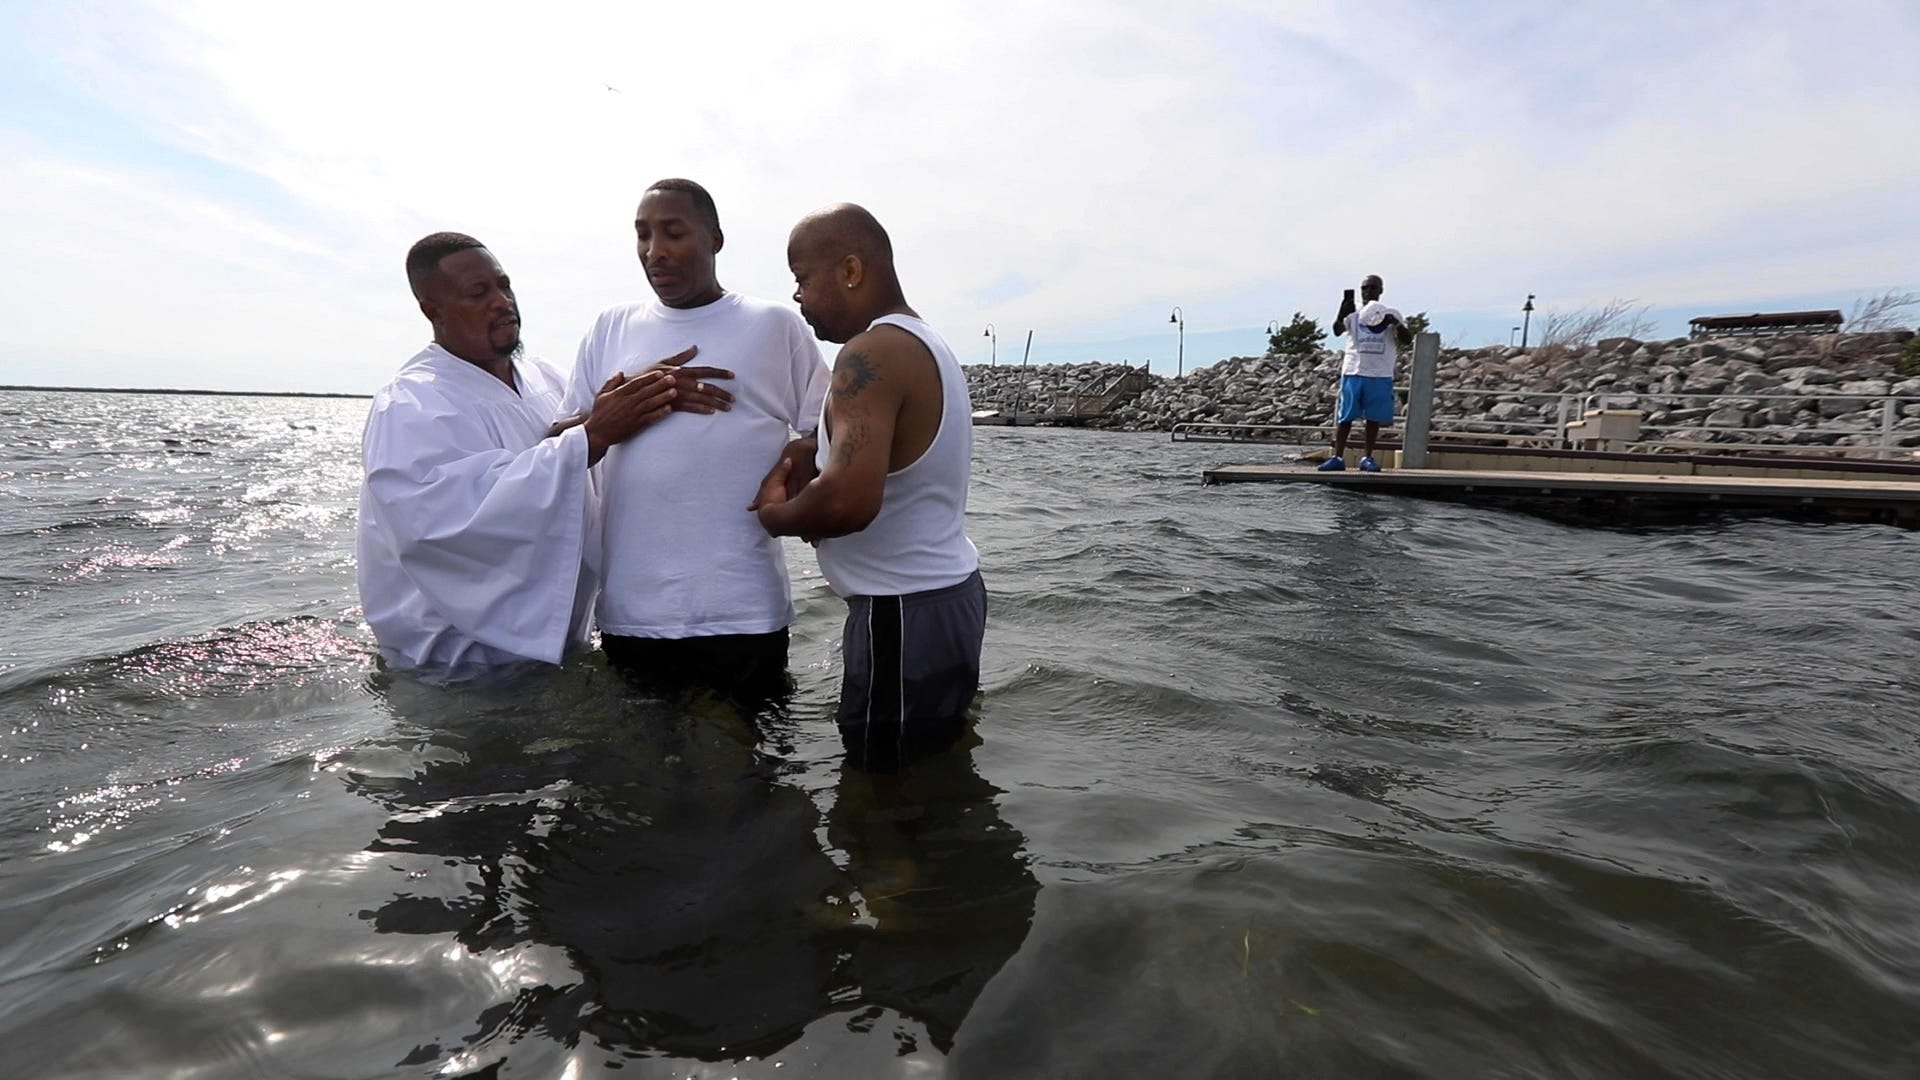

{"left": 1882, "top": 397, "right": 1897, "bottom": 459}
{"left": 1401, "top": 332, "right": 1440, "bottom": 468}
{"left": 1169, "top": 306, "right": 1184, "bottom": 377}
{"left": 1019, "top": 330, "right": 1033, "bottom": 419}
{"left": 1557, "top": 394, "right": 1573, "bottom": 448}
{"left": 1520, "top": 294, "right": 1535, "bottom": 350}
{"left": 983, "top": 323, "right": 996, "bottom": 368}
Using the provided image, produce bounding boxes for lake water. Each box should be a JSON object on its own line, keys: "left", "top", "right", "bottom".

{"left": 3, "top": 389, "right": 1918, "bottom": 1078}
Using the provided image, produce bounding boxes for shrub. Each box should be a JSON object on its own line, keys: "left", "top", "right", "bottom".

{"left": 1900, "top": 336, "right": 1920, "bottom": 377}
{"left": 1539, "top": 299, "right": 1656, "bottom": 348}
{"left": 1847, "top": 290, "right": 1920, "bottom": 333}
{"left": 1268, "top": 312, "right": 1325, "bottom": 358}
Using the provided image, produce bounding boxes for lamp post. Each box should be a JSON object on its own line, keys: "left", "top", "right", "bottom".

{"left": 1169, "top": 306, "right": 1184, "bottom": 377}
{"left": 1510, "top": 326, "right": 1521, "bottom": 347}
{"left": 983, "top": 323, "right": 996, "bottom": 368}
{"left": 1520, "top": 294, "right": 1535, "bottom": 349}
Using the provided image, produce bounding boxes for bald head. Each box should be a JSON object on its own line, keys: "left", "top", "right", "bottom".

{"left": 790, "top": 203, "right": 893, "bottom": 272}
{"left": 1361, "top": 274, "right": 1384, "bottom": 302}
{"left": 788, "top": 203, "right": 908, "bottom": 343}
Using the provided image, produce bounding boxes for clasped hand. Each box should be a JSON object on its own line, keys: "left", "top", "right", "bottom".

{"left": 561, "top": 346, "right": 737, "bottom": 462}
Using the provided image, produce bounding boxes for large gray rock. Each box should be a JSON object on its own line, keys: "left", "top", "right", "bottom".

{"left": 1776, "top": 366, "right": 1838, "bottom": 386}
{"left": 1838, "top": 379, "right": 1892, "bottom": 397}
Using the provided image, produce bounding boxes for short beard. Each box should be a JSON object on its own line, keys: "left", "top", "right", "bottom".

{"left": 491, "top": 325, "right": 524, "bottom": 361}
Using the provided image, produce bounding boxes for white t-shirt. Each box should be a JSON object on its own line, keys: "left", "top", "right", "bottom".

{"left": 1341, "top": 301, "right": 1404, "bottom": 378}
{"left": 358, "top": 346, "right": 596, "bottom": 674}
{"left": 564, "top": 293, "right": 829, "bottom": 638}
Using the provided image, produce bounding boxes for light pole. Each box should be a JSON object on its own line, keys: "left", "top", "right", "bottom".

{"left": 1169, "top": 306, "right": 1184, "bottom": 377}
{"left": 1520, "top": 294, "right": 1535, "bottom": 349}
{"left": 1510, "top": 326, "right": 1521, "bottom": 347}
{"left": 983, "top": 323, "right": 996, "bottom": 368}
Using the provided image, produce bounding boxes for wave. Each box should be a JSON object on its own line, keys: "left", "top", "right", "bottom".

{"left": 0, "top": 614, "right": 373, "bottom": 704}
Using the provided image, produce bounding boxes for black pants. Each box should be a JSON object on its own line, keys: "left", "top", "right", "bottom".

{"left": 601, "top": 629, "right": 792, "bottom": 709}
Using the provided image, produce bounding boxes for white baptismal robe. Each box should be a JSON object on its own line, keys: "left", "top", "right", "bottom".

{"left": 357, "top": 343, "right": 598, "bottom": 674}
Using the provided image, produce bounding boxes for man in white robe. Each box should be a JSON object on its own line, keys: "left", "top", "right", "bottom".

{"left": 357, "top": 232, "right": 732, "bottom": 676}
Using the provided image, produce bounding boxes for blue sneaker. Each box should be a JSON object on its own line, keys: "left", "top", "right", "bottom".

{"left": 1316, "top": 456, "right": 1345, "bottom": 471}
{"left": 1358, "top": 456, "right": 1381, "bottom": 472}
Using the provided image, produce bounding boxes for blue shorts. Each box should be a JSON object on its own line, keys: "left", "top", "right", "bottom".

{"left": 1337, "top": 375, "right": 1395, "bottom": 424}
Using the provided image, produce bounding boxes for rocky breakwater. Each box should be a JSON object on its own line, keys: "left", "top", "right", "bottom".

{"left": 1093, "top": 330, "right": 1920, "bottom": 450}
{"left": 962, "top": 361, "right": 1162, "bottom": 416}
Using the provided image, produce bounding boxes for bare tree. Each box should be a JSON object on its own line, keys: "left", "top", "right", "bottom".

{"left": 1538, "top": 299, "right": 1658, "bottom": 348}
{"left": 1845, "top": 290, "right": 1920, "bottom": 333}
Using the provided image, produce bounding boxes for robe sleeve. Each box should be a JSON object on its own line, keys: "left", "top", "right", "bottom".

{"left": 362, "top": 390, "right": 589, "bottom": 665}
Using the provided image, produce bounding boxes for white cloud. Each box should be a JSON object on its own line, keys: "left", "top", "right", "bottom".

{"left": 0, "top": 0, "right": 1915, "bottom": 390}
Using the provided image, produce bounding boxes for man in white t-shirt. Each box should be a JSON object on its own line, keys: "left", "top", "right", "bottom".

{"left": 563, "top": 178, "right": 830, "bottom": 703}
{"left": 1321, "top": 274, "right": 1408, "bottom": 473}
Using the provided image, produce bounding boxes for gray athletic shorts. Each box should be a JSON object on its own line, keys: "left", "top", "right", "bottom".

{"left": 837, "top": 570, "right": 986, "bottom": 773}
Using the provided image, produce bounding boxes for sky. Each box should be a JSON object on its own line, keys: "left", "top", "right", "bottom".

{"left": 1, "top": 0, "right": 1916, "bottom": 393}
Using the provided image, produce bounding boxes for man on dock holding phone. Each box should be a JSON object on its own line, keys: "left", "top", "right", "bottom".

{"left": 1321, "top": 274, "right": 1408, "bottom": 472}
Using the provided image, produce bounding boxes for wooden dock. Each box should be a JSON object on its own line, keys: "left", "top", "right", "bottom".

{"left": 1201, "top": 465, "right": 1920, "bottom": 525}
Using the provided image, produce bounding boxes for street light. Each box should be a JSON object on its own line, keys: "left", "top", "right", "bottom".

{"left": 1169, "top": 306, "right": 1184, "bottom": 377}
{"left": 1510, "top": 326, "right": 1522, "bottom": 347}
{"left": 1520, "top": 294, "right": 1535, "bottom": 349}
{"left": 983, "top": 323, "right": 996, "bottom": 368}
{"left": 1266, "top": 319, "right": 1282, "bottom": 334}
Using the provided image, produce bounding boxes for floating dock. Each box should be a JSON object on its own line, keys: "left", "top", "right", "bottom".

{"left": 1202, "top": 464, "right": 1920, "bottom": 525}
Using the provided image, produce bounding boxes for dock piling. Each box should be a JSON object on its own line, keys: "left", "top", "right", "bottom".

{"left": 1401, "top": 332, "right": 1440, "bottom": 469}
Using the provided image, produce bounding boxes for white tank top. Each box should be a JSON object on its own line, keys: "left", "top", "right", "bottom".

{"left": 814, "top": 314, "right": 980, "bottom": 597}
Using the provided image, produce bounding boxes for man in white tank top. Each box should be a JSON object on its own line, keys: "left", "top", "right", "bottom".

{"left": 752, "top": 204, "right": 985, "bottom": 773}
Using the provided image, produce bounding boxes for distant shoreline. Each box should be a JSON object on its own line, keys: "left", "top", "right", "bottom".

{"left": 1, "top": 385, "right": 370, "bottom": 400}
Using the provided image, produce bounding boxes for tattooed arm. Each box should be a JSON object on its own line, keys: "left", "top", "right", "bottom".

{"left": 753, "top": 329, "right": 906, "bottom": 538}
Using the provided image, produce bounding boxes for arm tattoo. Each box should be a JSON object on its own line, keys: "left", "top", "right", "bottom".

{"left": 832, "top": 420, "right": 867, "bottom": 467}
{"left": 832, "top": 350, "right": 877, "bottom": 401}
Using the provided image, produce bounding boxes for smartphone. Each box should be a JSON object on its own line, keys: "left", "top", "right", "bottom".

{"left": 1343, "top": 288, "right": 1356, "bottom": 307}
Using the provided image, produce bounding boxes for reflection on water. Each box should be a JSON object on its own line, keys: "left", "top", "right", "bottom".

{"left": 348, "top": 669, "right": 1036, "bottom": 1070}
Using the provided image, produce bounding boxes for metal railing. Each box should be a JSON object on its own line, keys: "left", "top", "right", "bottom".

{"left": 1431, "top": 388, "right": 1916, "bottom": 459}
{"left": 1172, "top": 386, "right": 1919, "bottom": 459}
